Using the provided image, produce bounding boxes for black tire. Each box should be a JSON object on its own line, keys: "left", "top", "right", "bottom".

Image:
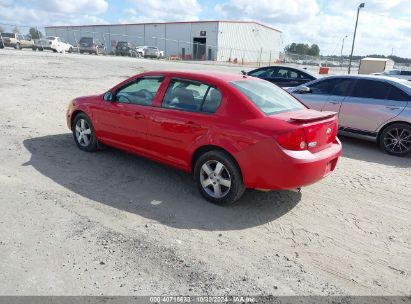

{"left": 32, "top": 47, "right": 37, "bottom": 51}
{"left": 68, "top": 47, "right": 73, "bottom": 53}
{"left": 194, "top": 150, "right": 245, "bottom": 205}
{"left": 379, "top": 123, "right": 411, "bottom": 156}
{"left": 80, "top": 50, "right": 84, "bottom": 54}
{"left": 52, "top": 49, "right": 57, "bottom": 53}
{"left": 39, "top": 48, "right": 44, "bottom": 51}
{"left": 14, "top": 43, "right": 21, "bottom": 50}
{"left": 72, "top": 113, "right": 98, "bottom": 152}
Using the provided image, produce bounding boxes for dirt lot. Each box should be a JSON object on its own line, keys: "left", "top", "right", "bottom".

{"left": 0, "top": 49, "right": 410, "bottom": 296}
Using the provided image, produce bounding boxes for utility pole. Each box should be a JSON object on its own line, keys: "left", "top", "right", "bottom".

{"left": 348, "top": 3, "right": 365, "bottom": 74}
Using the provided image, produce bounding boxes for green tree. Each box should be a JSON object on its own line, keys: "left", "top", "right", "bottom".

{"left": 285, "top": 42, "right": 320, "bottom": 56}
{"left": 29, "top": 27, "right": 43, "bottom": 39}
{"left": 308, "top": 44, "right": 320, "bottom": 56}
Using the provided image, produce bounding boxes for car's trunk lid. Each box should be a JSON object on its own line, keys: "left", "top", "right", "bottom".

{"left": 271, "top": 109, "right": 338, "bottom": 152}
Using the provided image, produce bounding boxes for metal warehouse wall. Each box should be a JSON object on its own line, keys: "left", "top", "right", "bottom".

{"left": 217, "top": 22, "right": 281, "bottom": 63}
{"left": 45, "top": 21, "right": 280, "bottom": 62}
{"left": 45, "top": 22, "right": 219, "bottom": 59}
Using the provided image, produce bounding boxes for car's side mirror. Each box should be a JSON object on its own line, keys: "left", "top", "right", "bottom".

{"left": 296, "top": 86, "right": 311, "bottom": 94}
{"left": 103, "top": 91, "right": 114, "bottom": 101}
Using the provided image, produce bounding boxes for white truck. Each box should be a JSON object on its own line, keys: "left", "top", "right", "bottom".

{"left": 33, "top": 36, "right": 74, "bottom": 53}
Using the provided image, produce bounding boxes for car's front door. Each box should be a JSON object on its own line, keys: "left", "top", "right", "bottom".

{"left": 147, "top": 78, "right": 222, "bottom": 169}
{"left": 339, "top": 79, "right": 409, "bottom": 132}
{"left": 93, "top": 76, "right": 164, "bottom": 152}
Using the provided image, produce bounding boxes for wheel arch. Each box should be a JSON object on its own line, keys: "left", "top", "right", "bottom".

{"left": 191, "top": 145, "right": 244, "bottom": 181}
{"left": 70, "top": 110, "right": 86, "bottom": 129}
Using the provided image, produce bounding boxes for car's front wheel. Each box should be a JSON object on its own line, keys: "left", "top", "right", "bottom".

{"left": 14, "top": 43, "right": 21, "bottom": 50}
{"left": 379, "top": 123, "right": 411, "bottom": 156}
{"left": 194, "top": 150, "right": 245, "bottom": 205}
{"left": 72, "top": 113, "right": 98, "bottom": 152}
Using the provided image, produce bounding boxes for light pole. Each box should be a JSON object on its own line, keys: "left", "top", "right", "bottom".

{"left": 348, "top": 3, "right": 365, "bottom": 74}
{"left": 340, "top": 35, "right": 348, "bottom": 68}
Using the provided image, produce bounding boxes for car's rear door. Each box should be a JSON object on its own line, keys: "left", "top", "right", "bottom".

{"left": 93, "top": 76, "right": 164, "bottom": 153}
{"left": 147, "top": 78, "right": 222, "bottom": 169}
{"left": 339, "top": 79, "right": 408, "bottom": 132}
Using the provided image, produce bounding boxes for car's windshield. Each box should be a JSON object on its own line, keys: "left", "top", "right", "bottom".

{"left": 46, "top": 36, "right": 56, "bottom": 40}
{"left": 231, "top": 80, "right": 305, "bottom": 115}
{"left": 1, "top": 33, "right": 15, "bottom": 38}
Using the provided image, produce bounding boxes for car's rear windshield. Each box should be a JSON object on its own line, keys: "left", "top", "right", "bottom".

{"left": 79, "top": 37, "right": 93, "bottom": 43}
{"left": 1, "top": 33, "right": 15, "bottom": 38}
{"left": 231, "top": 80, "right": 305, "bottom": 115}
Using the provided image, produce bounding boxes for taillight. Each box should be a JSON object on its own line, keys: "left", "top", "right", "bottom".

{"left": 274, "top": 128, "right": 307, "bottom": 151}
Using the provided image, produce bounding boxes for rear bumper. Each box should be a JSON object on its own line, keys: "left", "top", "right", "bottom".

{"left": 237, "top": 138, "right": 342, "bottom": 190}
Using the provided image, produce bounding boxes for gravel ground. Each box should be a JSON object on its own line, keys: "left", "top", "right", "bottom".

{"left": 0, "top": 49, "right": 410, "bottom": 296}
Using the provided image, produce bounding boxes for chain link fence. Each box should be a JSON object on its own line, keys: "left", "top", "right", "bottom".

{"left": 1, "top": 23, "right": 409, "bottom": 74}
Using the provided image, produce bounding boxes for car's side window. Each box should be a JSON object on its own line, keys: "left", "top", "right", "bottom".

{"left": 162, "top": 79, "right": 222, "bottom": 113}
{"left": 308, "top": 79, "right": 337, "bottom": 95}
{"left": 202, "top": 88, "right": 222, "bottom": 113}
{"left": 349, "top": 80, "right": 390, "bottom": 99}
{"left": 249, "top": 68, "right": 273, "bottom": 78}
{"left": 115, "top": 77, "right": 163, "bottom": 105}
{"left": 387, "top": 85, "right": 410, "bottom": 101}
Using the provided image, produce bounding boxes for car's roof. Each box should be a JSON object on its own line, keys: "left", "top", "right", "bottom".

{"left": 303, "top": 74, "right": 411, "bottom": 94}
{"left": 141, "top": 70, "right": 254, "bottom": 82}
{"left": 321, "top": 74, "right": 406, "bottom": 83}
{"left": 249, "top": 65, "right": 317, "bottom": 77}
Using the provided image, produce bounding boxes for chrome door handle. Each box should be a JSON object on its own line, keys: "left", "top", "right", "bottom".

{"left": 185, "top": 121, "right": 201, "bottom": 128}
{"left": 134, "top": 112, "right": 145, "bottom": 119}
{"left": 385, "top": 106, "right": 400, "bottom": 110}
{"left": 329, "top": 101, "right": 339, "bottom": 105}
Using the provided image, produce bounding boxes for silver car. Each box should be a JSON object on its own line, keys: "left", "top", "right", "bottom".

{"left": 288, "top": 75, "right": 411, "bottom": 156}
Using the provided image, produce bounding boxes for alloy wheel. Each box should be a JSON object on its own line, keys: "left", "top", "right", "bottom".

{"left": 200, "top": 160, "right": 232, "bottom": 198}
{"left": 383, "top": 127, "right": 411, "bottom": 154}
{"left": 75, "top": 118, "right": 92, "bottom": 147}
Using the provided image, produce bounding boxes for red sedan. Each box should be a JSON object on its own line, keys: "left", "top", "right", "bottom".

{"left": 67, "top": 71, "right": 341, "bottom": 205}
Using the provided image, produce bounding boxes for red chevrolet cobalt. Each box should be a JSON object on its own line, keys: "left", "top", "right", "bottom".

{"left": 67, "top": 71, "right": 341, "bottom": 205}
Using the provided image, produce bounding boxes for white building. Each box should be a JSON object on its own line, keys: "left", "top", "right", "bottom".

{"left": 45, "top": 20, "right": 282, "bottom": 62}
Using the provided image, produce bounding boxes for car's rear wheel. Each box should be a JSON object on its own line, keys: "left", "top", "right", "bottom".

{"left": 72, "top": 113, "right": 98, "bottom": 152}
{"left": 68, "top": 47, "right": 73, "bottom": 53}
{"left": 14, "top": 43, "right": 21, "bottom": 50}
{"left": 379, "top": 123, "right": 411, "bottom": 156}
{"left": 32, "top": 47, "right": 37, "bottom": 51}
{"left": 194, "top": 150, "right": 245, "bottom": 205}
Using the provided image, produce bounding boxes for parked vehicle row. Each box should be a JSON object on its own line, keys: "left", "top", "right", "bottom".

{"left": 0, "top": 32, "right": 34, "bottom": 49}
{"left": 33, "top": 36, "right": 73, "bottom": 53}
{"left": 1, "top": 33, "right": 164, "bottom": 59}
